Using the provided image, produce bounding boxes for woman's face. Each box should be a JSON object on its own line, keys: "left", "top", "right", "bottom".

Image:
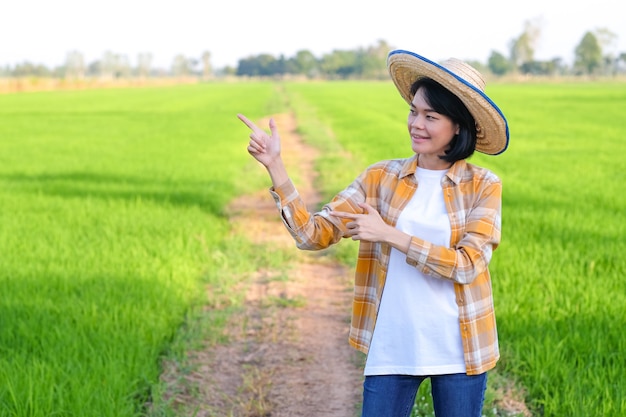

{"left": 407, "top": 87, "right": 459, "bottom": 166}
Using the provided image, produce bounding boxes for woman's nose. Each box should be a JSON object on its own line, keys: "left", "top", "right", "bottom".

{"left": 409, "top": 114, "right": 423, "bottom": 128}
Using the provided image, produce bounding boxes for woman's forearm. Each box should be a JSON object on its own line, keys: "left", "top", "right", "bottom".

{"left": 266, "top": 157, "right": 289, "bottom": 189}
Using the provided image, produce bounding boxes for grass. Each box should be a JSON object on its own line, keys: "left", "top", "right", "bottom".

{"left": 485, "top": 82, "right": 626, "bottom": 416}
{"left": 1, "top": 79, "right": 624, "bottom": 416}
{"left": 0, "top": 82, "right": 284, "bottom": 416}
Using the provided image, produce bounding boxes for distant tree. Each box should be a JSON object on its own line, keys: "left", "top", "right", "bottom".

{"left": 548, "top": 57, "right": 567, "bottom": 75}
{"left": 87, "top": 60, "right": 102, "bottom": 77}
{"left": 116, "top": 55, "right": 132, "bottom": 78}
{"left": 360, "top": 39, "right": 392, "bottom": 79}
{"left": 270, "top": 54, "right": 290, "bottom": 75}
{"left": 137, "top": 53, "right": 153, "bottom": 78}
{"left": 319, "top": 49, "right": 358, "bottom": 78}
{"left": 101, "top": 51, "right": 115, "bottom": 78}
{"left": 222, "top": 65, "right": 237, "bottom": 76}
{"left": 322, "top": 43, "right": 388, "bottom": 79}
{"left": 519, "top": 61, "right": 548, "bottom": 75}
{"left": 189, "top": 58, "right": 201, "bottom": 75}
{"left": 291, "top": 49, "right": 318, "bottom": 77}
{"left": 256, "top": 54, "right": 277, "bottom": 76}
{"left": 509, "top": 18, "right": 542, "bottom": 69}
{"left": 236, "top": 54, "right": 279, "bottom": 77}
{"left": 65, "top": 50, "right": 85, "bottom": 78}
{"left": 594, "top": 27, "right": 618, "bottom": 74}
{"left": 12, "top": 61, "right": 52, "bottom": 77}
{"left": 574, "top": 31, "right": 603, "bottom": 75}
{"left": 100, "top": 51, "right": 131, "bottom": 78}
{"left": 51, "top": 66, "right": 65, "bottom": 78}
{"left": 172, "top": 54, "right": 193, "bottom": 76}
{"left": 236, "top": 56, "right": 259, "bottom": 76}
{"left": 352, "top": 48, "right": 372, "bottom": 77}
{"left": 594, "top": 27, "right": 618, "bottom": 53}
{"left": 201, "top": 51, "right": 212, "bottom": 79}
{"left": 619, "top": 52, "right": 626, "bottom": 74}
{"left": 487, "top": 51, "right": 512, "bottom": 75}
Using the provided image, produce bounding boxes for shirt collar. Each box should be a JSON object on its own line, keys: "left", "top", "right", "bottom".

{"left": 399, "top": 155, "right": 418, "bottom": 179}
{"left": 445, "top": 159, "right": 467, "bottom": 185}
{"left": 399, "top": 155, "right": 467, "bottom": 185}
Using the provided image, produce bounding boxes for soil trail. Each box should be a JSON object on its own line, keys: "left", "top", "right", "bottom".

{"left": 166, "top": 113, "right": 364, "bottom": 417}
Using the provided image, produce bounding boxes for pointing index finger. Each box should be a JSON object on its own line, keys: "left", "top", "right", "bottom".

{"left": 329, "top": 210, "right": 359, "bottom": 219}
{"left": 237, "top": 113, "right": 260, "bottom": 132}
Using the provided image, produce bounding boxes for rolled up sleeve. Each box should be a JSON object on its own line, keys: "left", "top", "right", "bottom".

{"left": 405, "top": 176, "right": 502, "bottom": 285}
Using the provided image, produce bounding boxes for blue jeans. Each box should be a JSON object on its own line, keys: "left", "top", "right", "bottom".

{"left": 361, "top": 373, "right": 487, "bottom": 417}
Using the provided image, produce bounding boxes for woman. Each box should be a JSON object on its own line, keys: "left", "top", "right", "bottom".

{"left": 237, "top": 49, "right": 509, "bottom": 417}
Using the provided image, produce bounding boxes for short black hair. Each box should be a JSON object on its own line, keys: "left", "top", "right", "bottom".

{"left": 410, "top": 77, "right": 477, "bottom": 162}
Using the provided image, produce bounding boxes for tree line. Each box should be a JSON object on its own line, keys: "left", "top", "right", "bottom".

{"left": 2, "top": 23, "right": 624, "bottom": 80}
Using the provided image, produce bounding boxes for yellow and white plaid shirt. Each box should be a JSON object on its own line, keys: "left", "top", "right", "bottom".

{"left": 270, "top": 155, "right": 501, "bottom": 375}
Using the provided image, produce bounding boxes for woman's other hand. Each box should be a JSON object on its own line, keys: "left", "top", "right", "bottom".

{"left": 330, "top": 203, "right": 411, "bottom": 252}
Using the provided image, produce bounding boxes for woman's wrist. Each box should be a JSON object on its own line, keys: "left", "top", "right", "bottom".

{"left": 266, "top": 158, "right": 289, "bottom": 187}
{"left": 386, "top": 227, "right": 412, "bottom": 254}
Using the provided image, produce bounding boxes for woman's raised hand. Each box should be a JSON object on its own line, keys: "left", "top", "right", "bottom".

{"left": 237, "top": 114, "right": 281, "bottom": 168}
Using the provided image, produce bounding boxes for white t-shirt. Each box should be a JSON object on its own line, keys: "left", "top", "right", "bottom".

{"left": 364, "top": 167, "right": 466, "bottom": 376}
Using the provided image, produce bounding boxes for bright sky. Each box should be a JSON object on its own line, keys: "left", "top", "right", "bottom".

{"left": 2, "top": 0, "right": 624, "bottom": 70}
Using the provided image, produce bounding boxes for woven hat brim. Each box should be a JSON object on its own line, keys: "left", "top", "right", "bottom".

{"left": 388, "top": 50, "right": 509, "bottom": 155}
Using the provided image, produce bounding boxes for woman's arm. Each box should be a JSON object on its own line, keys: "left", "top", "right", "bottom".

{"left": 330, "top": 179, "right": 501, "bottom": 284}
{"left": 330, "top": 202, "right": 412, "bottom": 252}
{"left": 407, "top": 180, "right": 501, "bottom": 284}
{"left": 238, "top": 113, "right": 352, "bottom": 250}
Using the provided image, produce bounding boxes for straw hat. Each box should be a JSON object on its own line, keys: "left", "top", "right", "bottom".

{"left": 387, "top": 49, "right": 509, "bottom": 155}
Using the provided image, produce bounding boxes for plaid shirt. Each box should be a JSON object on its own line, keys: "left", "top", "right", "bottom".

{"left": 270, "top": 155, "right": 501, "bottom": 375}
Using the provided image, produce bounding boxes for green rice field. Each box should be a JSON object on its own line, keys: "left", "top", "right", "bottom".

{"left": 0, "top": 79, "right": 624, "bottom": 416}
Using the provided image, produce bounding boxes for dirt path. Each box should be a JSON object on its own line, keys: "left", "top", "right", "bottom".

{"left": 163, "top": 113, "right": 364, "bottom": 417}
